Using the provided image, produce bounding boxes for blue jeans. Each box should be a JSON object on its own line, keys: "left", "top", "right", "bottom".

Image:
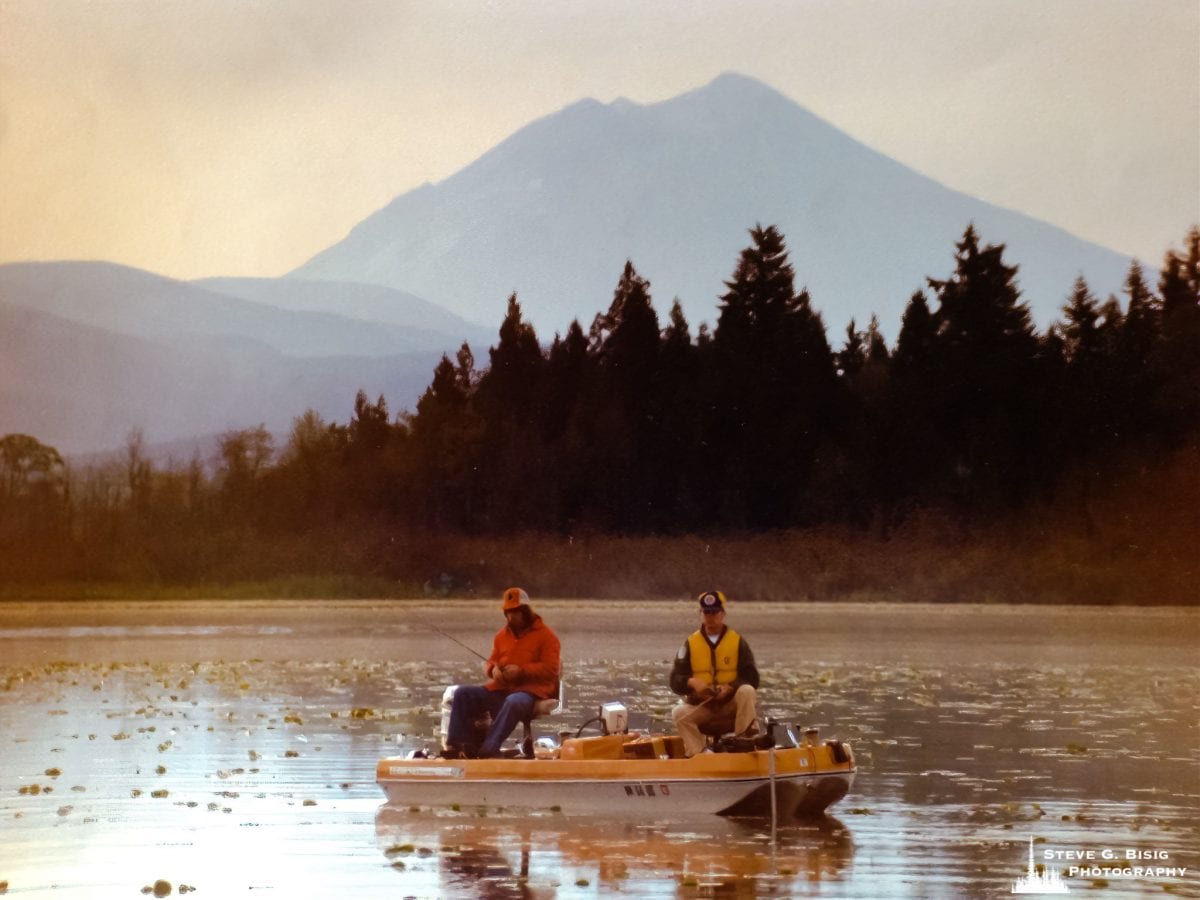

{"left": 447, "top": 686, "right": 536, "bottom": 756}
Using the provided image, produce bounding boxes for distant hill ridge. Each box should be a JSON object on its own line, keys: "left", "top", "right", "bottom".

{"left": 0, "top": 262, "right": 482, "bottom": 455}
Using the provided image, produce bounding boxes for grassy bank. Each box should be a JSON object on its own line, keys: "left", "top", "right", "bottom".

{"left": 2, "top": 444, "right": 1195, "bottom": 605}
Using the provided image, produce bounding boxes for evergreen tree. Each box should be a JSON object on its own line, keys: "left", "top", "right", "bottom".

{"left": 474, "top": 295, "right": 549, "bottom": 529}
{"left": 1113, "top": 260, "right": 1162, "bottom": 437}
{"left": 1121, "top": 260, "right": 1160, "bottom": 363}
{"left": 1053, "top": 277, "right": 1119, "bottom": 461}
{"left": 543, "top": 321, "right": 591, "bottom": 442}
{"left": 1156, "top": 227, "right": 1200, "bottom": 434}
{"left": 835, "top": 315, "right": 893, "bottom": 527}
{"left": 712, "top": 225, "right": 837, "bottom": 527}
{"left": 410, "top": 346, "right": 483, "bottom": 529}
{"left": 542, "top": 320, "right": 595, "bottom": 531}
{"left": 837, "top": 319, "right": 866, "bottom": 380}
{"left": 589, "top": 261, "right": 662, "bottom": 530}
{"left": 925, "top": 225, "right": 1045, "bottom": 510}
{"left": 650, "top": 300, "right": 706, "bottom": 530}
{"left": 478, "top": 294, "right": 545, "bottom": 420}
{"left": 1059, "top": 276, "right": 1102, "bottom": 365}
{"left": 882, "top": 290, "right": 946, "bottom": 513}
{"left": 864, "top": 316, "right": 889, "bottom": 368}
{"left": 892, "top": 291, "right": 939, "bottom": 377}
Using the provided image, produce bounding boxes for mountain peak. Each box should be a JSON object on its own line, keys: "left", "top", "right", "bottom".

{"left": 290, "top": 74, "right": 1133, "bottom": 341}
{"left": 702, "top": 70, "right": 781, "bottom": 95}
{"left": 679, "top": 71, "right": 796, "bottom": 109}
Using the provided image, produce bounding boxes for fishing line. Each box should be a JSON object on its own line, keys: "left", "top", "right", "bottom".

{"left": 425, "top": 623, "right": 489, "bottom": 662}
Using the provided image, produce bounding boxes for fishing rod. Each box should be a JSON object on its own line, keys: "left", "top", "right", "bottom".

{"left": 425, "top": 623, "right": 489, "bottom": 662}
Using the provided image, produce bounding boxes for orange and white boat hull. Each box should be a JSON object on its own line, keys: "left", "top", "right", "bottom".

{"left": 376, "top": 739, "right": 855, "bottom": 818}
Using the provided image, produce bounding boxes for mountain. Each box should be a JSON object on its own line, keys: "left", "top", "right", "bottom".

{"left": 0, "top": 261, "right": 486, "bottom": 455}
{"left": 192, "top": 276, "right": 492, "bottom": 347}
{"left": 289, "top": 72, "right": 1135, "bottom": 339}
{"left": 0, "top": 262, "right": 490, "bottom": 358}
{"left": 0, "top": 300, "right": 440, "bottom": 457}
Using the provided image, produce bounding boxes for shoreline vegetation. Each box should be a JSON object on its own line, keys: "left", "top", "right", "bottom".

{"left": 2, "top": 225, "right": 1197, "bottom": 605}
{"left": 2, "top": 441, "right": 1194, "bottom": 606}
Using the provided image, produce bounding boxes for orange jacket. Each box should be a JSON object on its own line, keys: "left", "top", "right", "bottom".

{"left": 484, "top": 615, "right": 561, "bottom": 700}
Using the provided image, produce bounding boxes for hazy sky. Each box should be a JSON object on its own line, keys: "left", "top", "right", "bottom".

{"left": 1, "top": 0, "right": 1196, "bottom": 282}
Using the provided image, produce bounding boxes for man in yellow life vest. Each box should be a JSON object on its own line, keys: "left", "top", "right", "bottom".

{"left": 669, "top": 590, "right": 760, "bottom": 757}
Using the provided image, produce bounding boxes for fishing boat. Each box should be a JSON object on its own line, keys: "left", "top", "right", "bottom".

{"left": 376, "top": 703, "right": 855, "bottom": 818}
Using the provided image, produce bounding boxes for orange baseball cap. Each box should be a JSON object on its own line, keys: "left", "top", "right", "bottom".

{"left": 501, "top": 587, "right": 531, "bottom": 611}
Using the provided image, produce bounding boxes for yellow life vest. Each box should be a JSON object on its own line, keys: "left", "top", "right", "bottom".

{"left": 687, "top": 628, "right": 741, "bottom": 686}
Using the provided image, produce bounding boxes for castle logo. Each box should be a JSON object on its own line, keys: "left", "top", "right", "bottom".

{"left": 1012, "top": 836, "right": 1070, "bottom": 894}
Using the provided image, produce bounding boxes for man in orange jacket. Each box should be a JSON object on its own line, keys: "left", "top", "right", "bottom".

{"left": 444, "top": 587, "right": 561, "bottom": 758}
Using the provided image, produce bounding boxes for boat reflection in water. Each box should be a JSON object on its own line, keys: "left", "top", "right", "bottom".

{"left": 376, "top": 804, "right": 854, "bottom": 898}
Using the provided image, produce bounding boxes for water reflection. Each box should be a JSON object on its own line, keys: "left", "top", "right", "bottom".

{"left": 375, "top": 805, "right": 854, "bottom": 897}
{"left": 3, "top": 603, "right": 1196, "bottom": 898}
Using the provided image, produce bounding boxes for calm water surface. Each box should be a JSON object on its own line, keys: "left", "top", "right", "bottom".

{"left": 1, "top": 600, "right": 1196, "bottom": 898}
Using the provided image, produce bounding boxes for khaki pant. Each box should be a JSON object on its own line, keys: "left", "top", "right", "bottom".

{"left": 671, "top": 684, "right": 758, "bottom": 757}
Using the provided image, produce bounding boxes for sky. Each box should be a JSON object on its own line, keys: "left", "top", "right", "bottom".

{"left": 1, "top": 0, "right": 1197, "bottom": 284}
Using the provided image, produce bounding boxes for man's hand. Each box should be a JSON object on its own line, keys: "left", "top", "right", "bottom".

{"left": 687, "top": 677, "right": 715, "bottom": 699}
{"left": 712, "top": 683, "right": 733, "bottom": 702}
{"left": 492, "top": 662, "right": 520, "bottom": 681}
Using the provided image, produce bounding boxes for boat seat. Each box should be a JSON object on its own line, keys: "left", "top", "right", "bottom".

{"left": 519, "top": 679, "right": 564, "bottom": 758}
{"left": 698, "top": 717, "right": 764, "bottom": 750}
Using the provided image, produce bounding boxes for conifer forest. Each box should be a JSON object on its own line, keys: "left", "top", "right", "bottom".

{"left": 2, "top": 224, "right": 1197, "bottom": 602}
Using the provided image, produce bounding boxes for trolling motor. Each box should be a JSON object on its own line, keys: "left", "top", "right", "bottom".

{"left": 544, "top": 701, "right": 629, "bottom": 746}
{"left": 570, "top": 702, "right": 629, "bottom": 737}
{"left": 530, "top": 701, "right": 630, "bottom": 759}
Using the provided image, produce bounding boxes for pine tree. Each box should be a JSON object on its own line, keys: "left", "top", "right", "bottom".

{"left": 925, "top": 225, "right": 1045, "bottom": 510}
{"left": 882, "top": 290, "right": 946, "bottom": 513}
{"left": 1059, "top": 276, "right": 1102, "bottom": 365}
{"left": 712, "top": 225, "right": 836, "bottom": 527}
{"left": 834, "top": 315, "right": 893, "bottom": 528}
{"left": 1156, "top": 227, "right": 1200, "bottom": 434}
{"left": 589, "top": 261, "right": 662, "bottom": 530}
{"left": 473, "top": 295, "right": 550, "bottom": 528}
{"left": 478, "top": 294, "right": 545, "bottom": 421}
{"left": 651, "top": 300, "right": 705, "bottom": 530}
{"left": 837, "top": 319, "right": 866, "bottom": 380}
{"left": 1053, "top": 276, "right": 1120, "bottom": 461}
{"left": 542, "top": 320, "right": 595, "bottom": 531}
{"left": 410, "top": 346, "right": 483, "bottom": 529}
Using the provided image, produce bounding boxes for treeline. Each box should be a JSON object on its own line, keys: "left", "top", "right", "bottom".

{"left": 0, "top": 223, "right": 1197, "bottom": 593}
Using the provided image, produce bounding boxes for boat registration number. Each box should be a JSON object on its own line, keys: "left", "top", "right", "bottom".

{"left": 387, "top": 765, "right": 464, "bottom": 778}
{"left": 622, "top": 783, "right": 670, "bottom": 797}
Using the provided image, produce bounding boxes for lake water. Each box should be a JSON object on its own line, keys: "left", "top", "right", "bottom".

{"left": 1, "top": 600, "right": 1197, "bottom": 898}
